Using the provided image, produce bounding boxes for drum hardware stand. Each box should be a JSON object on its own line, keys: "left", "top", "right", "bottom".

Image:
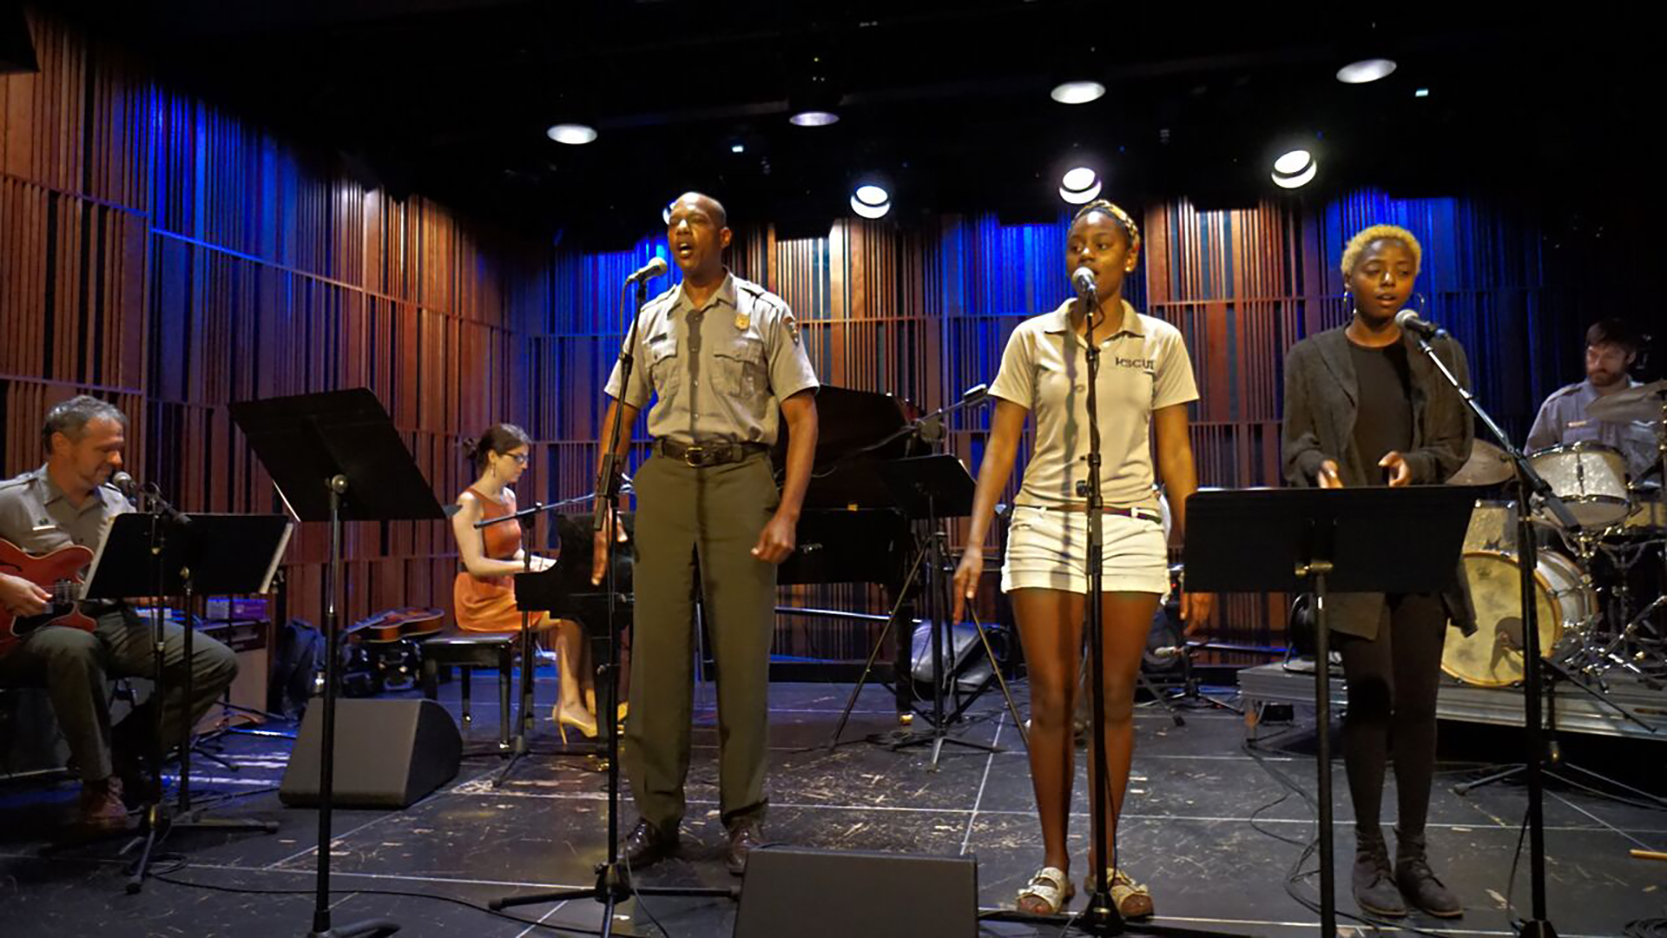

{"left": 1453, "top": 654, "right": 1664, "bottom": 808}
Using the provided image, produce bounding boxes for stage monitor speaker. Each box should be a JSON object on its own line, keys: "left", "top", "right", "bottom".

{"left": 279, "top": 698, "right": 460, "bottom": 809}
{"left": 734, "top": 846, "right": 978, "bottom": 938}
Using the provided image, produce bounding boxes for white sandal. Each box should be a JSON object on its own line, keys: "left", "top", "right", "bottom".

{"left": 1016, "top": 866, "right": 1075, "bottom": 915}
{"left": 1085, "top": 868, "right": 1154, "bottom": 919}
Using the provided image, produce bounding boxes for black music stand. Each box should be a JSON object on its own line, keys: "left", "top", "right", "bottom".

{"left": 850, "top": 454, "right": 1024, "bottom": 769}
{"left": 1184, "top": 486, "right": 1475, "bottom": 938}
{"left": 86, "top": 512, "right": 290, "bottom": 891}
{"left": 230, "top": 388, "right": 446, "bottom": 938}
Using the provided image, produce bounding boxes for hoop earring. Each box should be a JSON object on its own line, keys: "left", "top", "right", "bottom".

{"left": 1342, "top": 290, "right": 1356, "bottom": 316}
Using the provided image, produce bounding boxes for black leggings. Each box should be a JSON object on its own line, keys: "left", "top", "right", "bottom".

{"left": 1333, "top": 593, "right": 1447, "bottom": 838}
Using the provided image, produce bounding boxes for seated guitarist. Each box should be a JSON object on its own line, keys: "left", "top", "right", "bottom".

{"left": 0, "top": 396, "right": 237, "bottom": 834}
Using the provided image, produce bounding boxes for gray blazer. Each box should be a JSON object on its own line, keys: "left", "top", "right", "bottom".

{"left": 1281, "top": 325, "right": 1477, "bottom": 639}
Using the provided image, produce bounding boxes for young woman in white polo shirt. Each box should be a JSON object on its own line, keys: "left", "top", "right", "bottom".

{"left": 952, "top": 200, "right": 1213, "bottom": 918}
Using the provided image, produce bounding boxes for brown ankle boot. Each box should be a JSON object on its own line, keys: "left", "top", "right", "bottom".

{"left": 78, "top": 778, "right": 131, "bottom": 835}
{"left": 1352, "top": 827, "right": 1406, "bottom": 917}
{"left": 1395, "top": 829, "right": 1462, "bottom": 917}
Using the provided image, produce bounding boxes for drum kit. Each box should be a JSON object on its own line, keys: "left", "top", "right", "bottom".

{"left": 1443, "top": 380, "right": 1667, "bottom": 690}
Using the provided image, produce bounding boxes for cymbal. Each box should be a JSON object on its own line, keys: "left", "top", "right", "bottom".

{"left": 1449, "top": 439, "right": 1514, "bottom": 486}
{"left": 1588, "top": 379, "right": 1667, "bottom": 423}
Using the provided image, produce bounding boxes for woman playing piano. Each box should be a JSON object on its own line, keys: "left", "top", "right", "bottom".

{"left": 451, "top": 424, "right": 596, "bottom": 741}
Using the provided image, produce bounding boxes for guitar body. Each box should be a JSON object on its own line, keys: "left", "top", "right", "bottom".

{"left": 347, "top": 606, "right": 445, "bottom": 643}
{"left": 0, "top": 539, "right": 98, "bottom": 659}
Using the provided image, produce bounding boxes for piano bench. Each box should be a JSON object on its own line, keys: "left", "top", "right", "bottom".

{"left": 419, "top": 633, "right": 515, "bottom": 750}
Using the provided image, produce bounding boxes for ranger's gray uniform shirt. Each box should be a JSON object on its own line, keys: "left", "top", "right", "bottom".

{"left": 605, "top": 271, "right": 820, "bottom": 445}
{"left": 0, "top": 466, "right": 131, "bottom": 558}
{"left": 1527, "top": 379, "right": 1659, "bottom": 480}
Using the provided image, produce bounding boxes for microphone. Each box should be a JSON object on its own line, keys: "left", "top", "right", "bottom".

{"left": 109, "top": 471, "right": 137, "bottom": 499}
{"left": 960, "top": 383, "right": 989, "bottom": 405}
{"left": 112, "top": 473, "right": 190, "bottom": 526}
{"left": 625, "top": 256, "right": 669, "bottom": 284}
{"left": 1394, "top": 308, "right": 1446, "bottom": 339}
{"left": 1072, "top": 266, "right": 1097, "bottom": 300}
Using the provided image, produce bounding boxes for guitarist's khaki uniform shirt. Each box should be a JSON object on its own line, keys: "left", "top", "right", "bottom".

{"left": 0, "top": 466, "right": 132, "bottom": 559}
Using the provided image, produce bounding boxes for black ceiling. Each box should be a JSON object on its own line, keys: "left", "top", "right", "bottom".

{"left": 46, "top": 2, "right": 1654, "bottom": 246}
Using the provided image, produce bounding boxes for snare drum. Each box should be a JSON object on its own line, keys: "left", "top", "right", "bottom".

{"left": 1528, "top": 442, "right": 1632, "bottom": 528}
{"left": 1442, "top": 549, "right": 1594, "bottom": 687}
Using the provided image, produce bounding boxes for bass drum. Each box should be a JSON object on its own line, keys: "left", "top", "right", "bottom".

{"left": 1442, "top": 550, "right": 1593, "bottom": 687}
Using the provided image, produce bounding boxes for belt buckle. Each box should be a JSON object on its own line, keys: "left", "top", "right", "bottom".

{"left": 682, "top": 445, "right": 706, "bottom": 467}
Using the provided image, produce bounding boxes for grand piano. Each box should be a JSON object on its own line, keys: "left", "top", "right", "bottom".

{"left": 775, "top": 385, "right": 924, "bottom": 711}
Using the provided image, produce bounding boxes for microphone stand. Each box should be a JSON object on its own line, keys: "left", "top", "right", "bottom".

{"left": 490, "top": 268, "right": 734, "bottom": 932}
{"left": 1076, "top": 280, "right": 1126, "bottom": 935}
{"left": 122, "top": 486, "right": 275, "bottom": 895}
{"left": 1410, "top": 328, "right": 1568, "bottom": 938}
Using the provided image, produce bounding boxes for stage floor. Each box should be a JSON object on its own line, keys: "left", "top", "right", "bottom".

{"left": 2, "top": 674, "right": 1664, "bottom": 937}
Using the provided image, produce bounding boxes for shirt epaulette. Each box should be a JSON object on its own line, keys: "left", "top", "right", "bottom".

{"left": 1545, "top": 383, "right": 1584, "bottom": 402}
{"left": 0, "top": 474, "right": 36, "bottom": 492}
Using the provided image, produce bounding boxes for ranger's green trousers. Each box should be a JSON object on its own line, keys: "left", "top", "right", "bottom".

{"left": 624, "top": 451, "right": 778, "bottom": 834}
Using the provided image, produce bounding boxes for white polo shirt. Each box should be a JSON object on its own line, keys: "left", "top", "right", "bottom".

{"left": 988, "top": 299, "right": 1199, "bottom": 512}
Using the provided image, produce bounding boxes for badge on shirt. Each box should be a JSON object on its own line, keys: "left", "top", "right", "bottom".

{"left": 734, "top": 309, "right": 750, "bottom": 332}
{"left": 785, "top": 314, "right": 802, "bottom": 346}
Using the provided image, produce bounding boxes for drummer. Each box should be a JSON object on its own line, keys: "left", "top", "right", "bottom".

{"left": 1527, "top": 318, "right": 1659, "bottom": 482}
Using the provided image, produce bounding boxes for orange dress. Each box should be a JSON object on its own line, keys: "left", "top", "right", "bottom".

{"left": 453, "top": 487, "right": 550, "bottom": 632}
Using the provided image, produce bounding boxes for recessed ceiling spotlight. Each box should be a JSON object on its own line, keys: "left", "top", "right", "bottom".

{"left": 1335, "top": 58, "right": 1397, "bottom": 84}
{"left": 789, "top": 110, "right": 840, "bottom": 127}
{"left": 546, "top": 123, "right": 598, "bottom": 145}
{"left": 851, "top": 183, "right": 891, "bottom": 219}
{"left": 1058, "top": 166, "right": 1102, "bottom": 204}
{"left": 1050, "top": 80, "right": 1106, "bottom": 105}
{"left": 1271, "top": 149, "right": 1317, "bottom": 189}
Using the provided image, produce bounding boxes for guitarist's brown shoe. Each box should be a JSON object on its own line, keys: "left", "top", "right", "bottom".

{"left": 78, "top": 778, "right": 132, "bottom": 835}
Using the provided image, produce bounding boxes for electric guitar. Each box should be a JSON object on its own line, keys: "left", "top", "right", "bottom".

{"left": 0, "top": 539, "right": 97, "bottom": 660}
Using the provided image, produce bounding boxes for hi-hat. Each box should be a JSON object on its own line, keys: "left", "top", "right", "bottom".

{"left": 1588, "top": 379, "right": 1667, "bottom": 423}
{"left": 1449, "top": 439, "right": 1515, "bottom": 486}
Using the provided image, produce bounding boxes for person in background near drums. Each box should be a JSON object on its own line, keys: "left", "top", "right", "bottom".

{"left": 1527, "top": 318, "right": 1658, "bottom": 483}
{"left": 1282, "top": 224, "right": 1473, "bottom": 919}
{"left": 450, "top": 424, "right": 597, "bottom": 743}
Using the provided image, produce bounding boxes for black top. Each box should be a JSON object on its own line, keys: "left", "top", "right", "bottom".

{"left": 1348, "top": 339, "right": 1414, "bottom": 483}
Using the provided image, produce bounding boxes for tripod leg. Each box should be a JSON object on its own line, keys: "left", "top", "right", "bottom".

{"left": 1136, "top": 668, "right": 1185, "bottom": 727}
{"left": 1454, "top": 763, "right": 1527, "bottom": 794}
{"left": 828, "top": 549, "right": 925, "bottom": 750}
{"left": 827, "top": 614, "right": 896, "bottom": 750}
{"left": 969, "top": 612, "right": 1028, "bottom": 750}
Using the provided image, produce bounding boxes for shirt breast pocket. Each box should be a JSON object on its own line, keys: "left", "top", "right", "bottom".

{"left": 713, "top": 336, "right": 767, "bottom": 397}
{"left": 647, "top": 336, "right": 681, "bottom": 401}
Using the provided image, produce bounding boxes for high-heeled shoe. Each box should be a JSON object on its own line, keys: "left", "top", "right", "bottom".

{"left": 553, "top": 706, "right": 598, "bottom": 744}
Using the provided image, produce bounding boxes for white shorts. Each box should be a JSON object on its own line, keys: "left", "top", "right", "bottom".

{"left": 1000, "top": 505, "right": 1170, "bottom": 596}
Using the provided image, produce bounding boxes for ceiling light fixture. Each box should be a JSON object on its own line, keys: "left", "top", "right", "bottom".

{"left": 546, "top": 123, "right": 598, "bottom": 145}
{"left": 1050, "top": 80, "right": 1106, "bottom": 105}
{"left": 1335, "top": 57, "right": 1397, "bottom": 84}
{"left": 1058, "top": 166, "right": 1102, "bottom": 204}
{"left": 850, "top": 183, "right": 891, "bottom": 219}
{"left": 1270, "top": 148, "right": 1317, "bottom": 189}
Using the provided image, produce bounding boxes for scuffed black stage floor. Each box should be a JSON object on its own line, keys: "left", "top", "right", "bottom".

{"left": 3, "top": 675, "right": 1664, "bottom": 938}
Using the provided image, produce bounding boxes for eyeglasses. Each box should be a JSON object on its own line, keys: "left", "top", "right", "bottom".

{"left": 503, "top": 452, "right": 529, "bottom": 465}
